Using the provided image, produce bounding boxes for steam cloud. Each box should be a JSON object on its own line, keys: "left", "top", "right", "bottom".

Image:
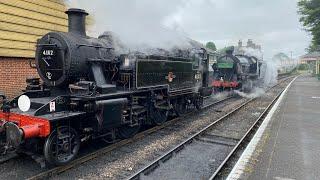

{"left": 240, "top": 47, "right": 278, "bottom": 88}
{"left": 233, "top": 46, "right": 278, "bottom": 98}
{"left": 65, "top": 0, "right": 288, "bottom": 100}
{"left": 64, "top": 0, "right": 200, "bottom": 54}
{"left": 234, "top": 87, "right": 265, "bottom": 99}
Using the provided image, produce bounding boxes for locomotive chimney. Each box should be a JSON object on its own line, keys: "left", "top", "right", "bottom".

{"left": 65, "top": 8, "right": 88, "bottom": 36}
{"left": 238, "top": 40, "right": 242, "bottom": 48}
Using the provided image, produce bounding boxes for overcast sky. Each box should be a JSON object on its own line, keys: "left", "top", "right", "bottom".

{"left": 68, "top": 0, "right": 311, "bottom": 59}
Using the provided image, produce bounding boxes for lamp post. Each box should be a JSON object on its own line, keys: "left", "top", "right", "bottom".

{"left": 290, "top": 51, "right": 293, "bottom": 65}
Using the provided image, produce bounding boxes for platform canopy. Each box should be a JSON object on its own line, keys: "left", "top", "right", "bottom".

{"left": 300, "top": 51, "right": 320, "bottom": 64}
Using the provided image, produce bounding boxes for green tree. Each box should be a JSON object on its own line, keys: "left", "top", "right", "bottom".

{"left": 206, "top": 42, "right": 217, "bottom": 51}
{"left": 298, "top": 0, "right": 320, "bottom": 52}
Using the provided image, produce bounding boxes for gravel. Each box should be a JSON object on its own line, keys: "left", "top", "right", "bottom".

{"left": 126, "top": 78, "right": 293, "bottom": 180}
{"left": 0, "top": 78, "right": 293, "bottom": 180}
{"left": 52, "top": 97, "right": 246, "bottom": 180}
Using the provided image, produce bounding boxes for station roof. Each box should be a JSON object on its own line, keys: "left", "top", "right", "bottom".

{"left": 300, "top": 52, "right": 320, "bottom": 61}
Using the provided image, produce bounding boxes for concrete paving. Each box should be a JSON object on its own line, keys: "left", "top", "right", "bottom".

{"left": 247, "top": 75, "right": 320, "bottom": 180}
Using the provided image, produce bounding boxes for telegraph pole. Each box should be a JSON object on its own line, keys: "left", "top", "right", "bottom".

{"left": 290, "top": 51, "right": 293, "bottom": 65}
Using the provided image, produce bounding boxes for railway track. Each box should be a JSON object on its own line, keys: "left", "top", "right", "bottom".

{"left": 0, "top": 75, "right": 294, "bottom": 179}
{"left": 0, "top": 153, "right": 18, "bottom": 164}
{"left": 208, "top": 81, "right": 293, "bottom": 179}
{"left": 126, "top": 77, "right": 295, "bottom": 180}
{"left": 25, "top": 95, "right": 235, "bottom": 180}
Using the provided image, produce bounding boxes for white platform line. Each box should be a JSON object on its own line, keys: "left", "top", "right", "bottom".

{"left": 226, "top": 77, "right": 298, "bottom": 180}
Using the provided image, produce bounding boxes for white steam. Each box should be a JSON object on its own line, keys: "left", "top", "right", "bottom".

{"left": 272, "top": 53, "right": 298, "bottom": 73}
{"left": 261, "top": 59, "right": 278, "bottom": 87}
{"left": 234, "top": 87, "right": 265, "bottom": 99}
{"left": 241, "top": 47, "right": 263, "bottom": 60}
{"left": 211, "top": 91, "right": 232, "bottom": 101}
{"left": 231, "top": 45, "right": 278, "bottom": 98}
{"left": 238, "top": 46, "right": 278, "bottom": 88}
{"left": 64, "top": 0, "right": 198, "bottom": 54}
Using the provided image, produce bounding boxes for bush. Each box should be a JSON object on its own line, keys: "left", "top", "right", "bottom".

{"left": 298, "top": 64, "right": 309, "bottom": 70}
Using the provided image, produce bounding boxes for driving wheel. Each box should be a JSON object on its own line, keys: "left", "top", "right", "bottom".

{"left": 44, "top": 126, "right": 80, "bottom": 166}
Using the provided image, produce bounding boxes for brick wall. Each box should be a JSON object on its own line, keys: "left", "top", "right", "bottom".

{"left": 0, "top": 57, "right": 38, "bottom": 98}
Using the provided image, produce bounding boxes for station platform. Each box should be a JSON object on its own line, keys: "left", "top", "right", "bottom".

{"left": 229, "top": 75, "right": 320, "bottom": 180}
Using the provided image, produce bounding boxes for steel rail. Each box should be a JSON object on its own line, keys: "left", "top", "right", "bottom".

{"left": 208, "top": 84, "right": 285, "bottom": 179}
{"left": 15, "top": 75, "right": 295, "bottom": 179}
{"left": 127, "top": 76, "right": 294, "bottom": 180}
{"left": 0, "top": 153, "right": 18, "bottom": 164}
{"left": 26, "top": 96, "right": 233, "bottom": 180}
{"left": 127, "top": 98, "right": 254, "bottom": 180}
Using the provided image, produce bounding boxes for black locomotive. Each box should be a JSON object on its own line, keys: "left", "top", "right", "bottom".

{"left": 212, "top": 47, "right": 263, "bottom": 91}
{"left": 0, "top": 9, "right": 212, "bottom": 166}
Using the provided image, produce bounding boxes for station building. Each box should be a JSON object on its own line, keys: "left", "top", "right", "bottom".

{"left": 0, "top": 0, "right": 68, "bottom": 98}
{"left": 300, "top": 52, "right": 320, "bottom": 76}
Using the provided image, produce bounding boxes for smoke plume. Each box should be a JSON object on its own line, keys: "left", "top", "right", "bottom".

{"left": 239, "top": 46, "right": 278, "bottom": 88}
{"left": 64, "top": 0, "right": 199, "bottom": 54}
{"left": 234, "top": 87, "right": 265, "bottom": 98}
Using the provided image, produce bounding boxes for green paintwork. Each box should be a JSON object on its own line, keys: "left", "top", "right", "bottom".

{"left": 217, "top": 62, "right": 233, "bottom": 68}
{"left": 136, "top": 59, "right": 196, "bottom": 89}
